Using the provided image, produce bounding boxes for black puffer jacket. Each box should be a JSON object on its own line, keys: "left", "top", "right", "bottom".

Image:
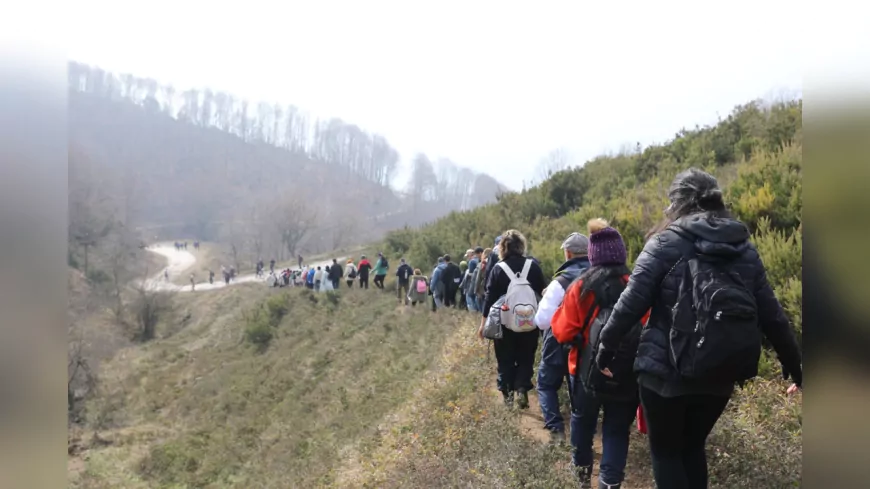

{"left": 600, "top": 214, "right": 803, "bottom": 397}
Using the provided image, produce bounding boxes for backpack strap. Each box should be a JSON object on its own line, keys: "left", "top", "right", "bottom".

{"left": 497, "top": 261, "right": 515, "bottom": 283}
{"left": 519, "top": 258, "right": 532, "bottom": 280}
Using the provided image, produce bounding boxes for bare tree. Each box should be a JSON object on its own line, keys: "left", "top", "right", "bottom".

{"left": 131, "top": 271, "right": 175, "bottom": 342}
{"left": 534, "top": 148, "right": 572, "bottom": 183}
{"left": 272, "top": 197, "right": 318, "bottom": 258}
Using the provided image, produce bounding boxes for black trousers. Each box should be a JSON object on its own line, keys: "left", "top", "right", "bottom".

{"left": 359, "top": 276, "right": 369, "bottom": 289}
{"left": 373, "top": 274, "right": 386, "bottom": 289}
{"left": 443, "top": 286, "right": 458, "bottom": 307}
{"left": 493, "top": 328, "right": 539, "bottom": 393}
{"left": 640, "top": 386, "right": 730, "bottom": 489}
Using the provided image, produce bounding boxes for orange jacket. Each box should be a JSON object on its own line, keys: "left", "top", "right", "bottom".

{"left": 551, "top": 275, "right": 650, "bottom": 376}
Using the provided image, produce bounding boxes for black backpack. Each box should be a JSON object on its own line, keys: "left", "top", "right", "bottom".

{"left": 575, "top": 276, "right": 642, "bottom": 402}
{"left": 669, "top": 252, "right": 761, "bottom": 384}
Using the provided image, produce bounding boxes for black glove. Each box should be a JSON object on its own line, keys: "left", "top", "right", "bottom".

{"left": 780, "top": 359, "right": 802, "bottom": 387}
{"left": 595, "top": 348, "right": 615, "bottom": 372}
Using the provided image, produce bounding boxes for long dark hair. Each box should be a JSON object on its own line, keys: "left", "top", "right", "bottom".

{"left": 646, "top": 168, "right": 733, "bottom": 238}
{"left": 579, "top": 264, "right": 631, "bottom": 305}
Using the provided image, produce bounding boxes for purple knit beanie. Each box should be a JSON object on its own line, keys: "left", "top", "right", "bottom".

{"left": 587, "top": 218, "right": 627, "bottom": 266}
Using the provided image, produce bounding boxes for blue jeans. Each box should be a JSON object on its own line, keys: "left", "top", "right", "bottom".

{"left": 536, "top": 329, "right": 568, "bottom": 433}
{"left": 570, "top": 375, "right": 636, "bottom": 485}
{"left": 466, "top": 293, "right": 478, "bottom": 312}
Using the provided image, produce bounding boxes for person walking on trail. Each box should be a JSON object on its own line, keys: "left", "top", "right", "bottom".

{"left": 222, "top": 266, "right": 230, "bottom": 285}
{"left": 256, "top": 259, "right": 264, "bottom": 277}
{"left": 473, "top": 247, "right": 492, "bottom": 308}
{"left": 269, "top": 259, "right": 276, "bottom": 274}
{"left": 429, "top": 257, "right": 446, "bottom": 310}
{"left": 458, "top": 258, "right": 469, "bottom": 309}
{"left": 357, "top": 255, "right": 373, "bottom": 289}
{"left": 372, "top": 252, "right": 389, "bottom": 289}
{"left": 306, "top": 267, "right": 316, "bottom": 289}
{"left": 164, "top": 269, "right": 169, "bottom": 282}
{"left": 465, "top": 247, "right": 483, "bottom": 311}
{"left": 319, "top": 267, "right": 334, "bottom": 292}
{"left": 329, "top": 258, "right": 343, "bottom": 289}
{"left": 408, "top": 268, "right": 429, "bottom": 307}
{"left": 441, "top": 255, "right": 462, "bottom": 307}
{"left": 313, "top": 266, "right": 324, "bottom": 289}
{"left": 593, "top": 169, "right": 803, "bottom": 489}
{"left": 297, "top": 254, "right": 303, "bottom": 269}
{"left": 533, "top": 231, "right": 591, "bottom": 446}
{"left": 345, "top": 259, "right": 358, "bottom": 288}
{"left": 395, "top": 258, "right": 414, "bottom": 305}
{"left": 208, "top": 270, "right": 215, "bottom": 285}
{"left": 189, "top": 273, "right": 196, "bottom": 291}
{"left": 229, "top": 266, "right": 236, "bottom": 282}
{"left": 551, "top": 220, "right": 646, "bottom": 489}
{"left": 477, "top": 230, "right": 546, "bottom": 409}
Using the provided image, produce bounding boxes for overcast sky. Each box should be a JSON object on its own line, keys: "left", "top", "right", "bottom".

{"left": 67, "top": 0, "right": 866, "bottom": 190}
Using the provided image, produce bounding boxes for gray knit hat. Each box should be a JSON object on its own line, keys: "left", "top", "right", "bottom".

{"left": 561, "top": 232, "right": 589, "bottom": 256}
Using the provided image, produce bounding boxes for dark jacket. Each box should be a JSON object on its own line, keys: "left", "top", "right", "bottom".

{"left": 329, "top": 262, "right": 343, "bottom": 281}
{"left": 396, "top": 263, "right": 413, "bottom": 284}
{"left": 483, "top": 250, "right": 500, "bottom": 294}
{"left": 481, "top": 253, "right": 547, "bottom": 318}
{"left": 441, "top": 262, "right": 463, "bottom": 292}
{"left": 600, "top": 214, "right": 803, "bottom": 397}
{"left": 357, "top": 259, "right": 372, "bottom": 280}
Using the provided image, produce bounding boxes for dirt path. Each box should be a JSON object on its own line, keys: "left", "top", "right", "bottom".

{"left": 141, "top": 242, "right": 340, "bottom": 292}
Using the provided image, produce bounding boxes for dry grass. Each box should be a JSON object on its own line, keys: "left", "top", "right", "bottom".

{"left": 69, "top": 283, "right": 802, "bottom": 488}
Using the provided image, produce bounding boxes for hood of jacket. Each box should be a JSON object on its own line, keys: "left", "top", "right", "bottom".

{"left": 670, "top": 214, "right": 751, "bottom": 258}
{"left": 554, "top": 256, "right": 590, "bottom": 278}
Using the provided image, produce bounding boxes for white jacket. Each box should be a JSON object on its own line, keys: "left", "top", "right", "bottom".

{"left": 534, "top": 281, "right": 568, "bottom": 331}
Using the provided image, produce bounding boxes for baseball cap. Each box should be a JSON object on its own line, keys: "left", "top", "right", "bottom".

{"left": 561, "top": 232, "right": 589, "bottom": 255}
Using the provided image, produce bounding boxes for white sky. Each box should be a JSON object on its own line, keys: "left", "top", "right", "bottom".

{"left": 65, "top": 0, "right": 866, "bottom": 190}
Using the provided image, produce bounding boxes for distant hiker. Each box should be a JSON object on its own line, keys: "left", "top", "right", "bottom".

{"left": 477, "top": 230, "right": 546, "bottom": 410}
{"left": 329, "top": 258, "right": 343, "bottom": 289}
{"left": 189, "top": 273, "right": 196, "bottom": 291}
{"left": 533, "top": 231, "right": 590, "bottom": 445}
{"left": 184, "top": 241, "right": 188, "bottom": 250}
{"left": 430, "top": 257, "right": 447, "bottom": 310}
{"left": 473, "top": 247, "right": 492, "bottom": 308}
{"left": 283, "top": 269, "right": 291, "bottom": 286}
{"left": 298, "top": 254, "right": 303, "bottom": 269}
{"left": 270, "top": 259, "right": 276, "bottom": 273}
{"left": 483, "top": 236, "right": 503, "bottom": 295}
{"left": 229, "top": 266, "right": 236, "bottom": 281}
{"left": 372, "top": 252, "right": 389, "bottom": 289}
{"left": 345, "top": 259, "right": 358, "bottom": 288}
{"left": 441, "top": 255, "right": 462, "bottom": 308}
{"left": 458, "top": 259, "right": 469, "bottom": 309}
{"left": 257, "top": 259, "right": 264, "bottom": 277}
{"left": 595, "top": 169, "right": 803, "bottom": 489}
{"left": 465, "top": 247, "right": 483, "bottom": 312}
{"left": 395, "top": 258, "right": 414, "bottom": 305}
{"left": 222, "top": 265, "right": 230, "bottom": 285}
{"left": 208, "top": 270, "right": 215, "bottom": 285}
{"left": 306, "top": 267, "right": 316, "bottom": 289}
{"left": 357, "top": 255, "right": 373, "bottom": 289}
{"left": 408, "top": 268, "right": 429, "bottom": 307}
{"left": 164, "top": 269, "right": 169, "bottom": 282}
{"left": 319, "top": 268, "right": 334, "bottom": 292}
{"left": 314, "top": 266, "right": 323, "bottom": 289}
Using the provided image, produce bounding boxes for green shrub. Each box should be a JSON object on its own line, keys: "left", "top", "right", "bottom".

{"left": 86, "top": 268, "right": 111, "bottom": 285}
{"left": 244, "top": 315, "right": 273, "bottom": 350}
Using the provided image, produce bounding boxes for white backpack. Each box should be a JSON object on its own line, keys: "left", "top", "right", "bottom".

{"left": 497, "top": 259, "right": 538, "bottom": 332}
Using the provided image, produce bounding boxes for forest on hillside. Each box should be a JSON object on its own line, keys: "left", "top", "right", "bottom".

{"left": 67, "top": 61, "right": 507, "bottom": 267}
{"left": 385, "top": 98, "right": 803, "bottom": 347}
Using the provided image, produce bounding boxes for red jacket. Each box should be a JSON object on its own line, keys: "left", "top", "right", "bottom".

{"left": 551, "top": 275, "right": 650, "bottom": 376}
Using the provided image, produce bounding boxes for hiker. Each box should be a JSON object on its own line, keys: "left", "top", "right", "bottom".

{"left": 345, "top": 259, "right": 358, "bottom": 287}
{"left": 283, "top": 269, "right": 291, "bottom": 286}
{"left": 551, "top": 220, "right": 645, "bottom": 489}
{"left": 270, "top": 259, "right": 276, "bottom": 274}
{"left": 208, "top": 270, "right": 215, "bottom": 285}
{"left": 465, "top": 247, "right": 483, "bottom": 311}
{"left": 329, "top": 258, "right": 343, "bottom": 289}
{"left": 298, "top": 254, "right": 303, "bottom": 269}
{"left": 396, "top": 258, "right": 414, "bottom": 305}
{"left": 267, "top": 271, "right": 278, "bottom": 287}
{"left": 594, "top": 169, "right": 803, "bottom": 489}
{"left": 222, "top": 266, "right": 230, "bottom": 285}
{"left": 314, "top": 266, "right": 324, "bottom": 289}
{"left": 441, "top": 254, "right": 462, "bottom": 307}
{"left": 534, "top": 231, "right": 591, "bottom": 445}
{"left": 477, "top": 230, "right": 546, "bottom": 409}
{"left": 458, "top": 259, "right": 469, "bottom": 309}
{"left": 306, "top": 267, "right": 316, "bottom": 289}
{"left": 189, "top": 273, "right": 195, "bottom": 291}
{"left": 482, "top": 236, "right": 502, "bottom": 294}
{"left": 473, "top": 247, "right": 492, "bottom": 308}
{"left": 257, "top": 259, "right": 264, "bottom": 277}
{"left": 164, "top": 269, "right": 169, "bottom": 281}
{"left": 229, "top": 266, "right": 236, "bottom": 282}
{"left": 372, "top": 252, "right": 389, "bottom": 289}
{"left": 407, "top": 268, "right": 429, "bottom": 306}
{"left": 430, "top": 257, "right": 446, "bottom": 310}
{"left": 357, "top": 255, "right": 373, "bottom": 289}
{"left": 184, "top": 241, "right": 188, "bottom": 250}
{"left": 319, "top": 268, "right": 334, "bottom": 292}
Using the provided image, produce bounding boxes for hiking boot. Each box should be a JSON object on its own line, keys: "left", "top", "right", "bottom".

{"left": 598, "top": 481, "right": 621, "bottom": 489}
{"left": 516, "top": 389, "right": 529, "bottom": 409}
{"left": 502, "top": 390, "right": 514, "bottom": 407}
{"left": 574, "top": 465, "right": 593, "bottom": 488}
{"left": 548, "top": 429, "right": 566, "bottom": 446}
